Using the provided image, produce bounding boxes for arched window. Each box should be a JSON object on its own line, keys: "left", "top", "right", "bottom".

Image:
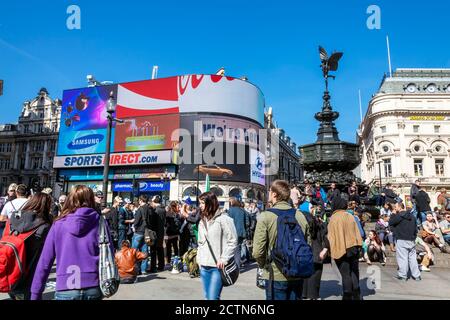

{"left": 229, "top": 188, "right": 242, "bottom": 199}
{"left": 182, "top": 186, "right": 201, "bottom": 197}
{"left": 247, "top": 189, "right": 256, "bottom": 200}
{"left": 210, "top": 187, "right": 224, "bottom": 197}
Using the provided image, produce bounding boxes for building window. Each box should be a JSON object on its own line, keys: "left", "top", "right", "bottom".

{"left": 4, "top": 159, "right": 10, "bottom": 170}
{"left": 435, "top": 159, "right": 445, "bottom": 176}
{"left": 434, "top": 125, "right": 440, "bottom": 133}
{"left": 23, "top": 124, "right": 29, "bottom": 134}
{"left": 413, "top": 125, "right": 419, "bottom": 133}
{"left": 37, "top": 124, "right": 43, "bottom": 133}
{"left": 33, "top": 141, "right": 44, "bottom": 152}
{"left": 380, "top": 126, "right": 386, "bottom": 134}
{"left": 382, "top": 145, "right": 390, "bottom": 153}
{"left": 6, "top": 143, "right": 11, "bottom": 152}
{"left": 413, "top": 144, "right": 422, "bottom": 153}
{"left": 434, "top": 145, "right": 443, "bottom": 153}
{"left": 414, "top": 159, "right": 424, "bottom": 177}
{"left": 39, "top": 112, "right": 44, "bottom": 118}
{"left": 383, "top": 159, "right": 392, "bottom": 178}
{"left": 229, "top": 188, "right": 242, "bottom": 198}
{"left": 32, "top": 157, "right": 42, "bottom": 170}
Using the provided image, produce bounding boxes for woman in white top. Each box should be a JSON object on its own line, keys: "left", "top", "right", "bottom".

{"left": 197, "top": 192, "right": 238, "bottom": 300}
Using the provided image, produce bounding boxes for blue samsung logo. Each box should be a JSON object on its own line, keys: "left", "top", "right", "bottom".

{"left": 68, "top": 134, "right": 104, "bottom": 150}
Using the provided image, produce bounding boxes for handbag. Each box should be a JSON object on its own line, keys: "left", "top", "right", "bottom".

{"left": 98, "top": 215, "right": 120, "bottom": 298}
{"left": 203, "top": 218, "right": 239, "bottom": 287}
{"left": 144, "top": 228, "right": 157, "bottom": 246}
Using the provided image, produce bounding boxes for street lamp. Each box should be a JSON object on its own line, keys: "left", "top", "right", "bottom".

{"left": 377, "top": 159, "right": 383, "bottom": 189}
{"left": 160, "top": 168, "right": 174, "bottom": 205}
{"left": 102, "top": 91, "right": 123, "bottom": 208}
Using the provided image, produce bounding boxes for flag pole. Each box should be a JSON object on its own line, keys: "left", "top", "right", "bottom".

{"left": 386, "top": 35, "right": 393, "bottom": 78}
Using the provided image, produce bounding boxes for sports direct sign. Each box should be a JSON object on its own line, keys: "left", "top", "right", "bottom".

{"left": 53, "top": 150, "right": 173, "bottom": 168}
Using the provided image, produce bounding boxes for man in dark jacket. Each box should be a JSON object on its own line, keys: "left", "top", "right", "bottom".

{"left": 382, "top": 184, "right": 398, "bottom": 204}
{"left": 131, "top": 195, "right": 150, "bottom": 274}
{"left": 410, "top": 180, "right": 421, "bottom": 205}
{"left": 415, "top": 186, "right": 431, "bottom": 226}
{"left": 326, "top": 183, "right": 341, "bottom": 206}
{"left": 227, "top": 197, "right": 250, "bottom": 268}
{"left": 149, "top": 195, "right": 166, "bottom": 272}
{"left": 106, "top": 196, "right": 122, "bottom": 249}
{"left": 389, "top": 202, "right": 421, "bottom": 281}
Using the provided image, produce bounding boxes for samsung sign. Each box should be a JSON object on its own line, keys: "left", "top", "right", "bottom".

{"left": 113, "top": 181, "right": 170, "bottom": 192}
{"left": 53, "top": 150, "right": 173, "bottom": 168}
{"left": 68, "top": 134, "right": 104, "bottom": 150}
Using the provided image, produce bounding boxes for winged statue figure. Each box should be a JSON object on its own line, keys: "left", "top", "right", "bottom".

{"left": 319, "top": 46, "right": 343, "bottom": 80}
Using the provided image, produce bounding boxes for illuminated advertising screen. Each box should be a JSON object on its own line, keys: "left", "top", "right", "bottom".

{"left": 57, "top": 85, "right": 117, "bottom": 156}
{"left": 180, "top": 114, "right": 261, "bottom": 148}
{"left": 57, "top": 75, "right": 264, "bottom": 157}
{"left": 114, "top": 113, "right": 179, "bottom": 152}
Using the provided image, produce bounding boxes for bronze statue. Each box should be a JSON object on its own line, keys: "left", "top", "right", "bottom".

{"left": 319, "top": 46, "right": 343, "bottom": 91}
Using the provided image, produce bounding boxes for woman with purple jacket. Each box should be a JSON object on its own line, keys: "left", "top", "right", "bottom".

{"left": 30, "top": 185, "right": 114, "bottom": 300}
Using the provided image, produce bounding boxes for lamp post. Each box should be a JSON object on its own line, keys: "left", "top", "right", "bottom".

{"left": 377, "top": 159, "right": 383, "bottom": 189}
{"left": 102, "top": 92, "right": 123, "bottom": 208}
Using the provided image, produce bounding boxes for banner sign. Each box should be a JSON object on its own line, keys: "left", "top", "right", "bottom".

{"left": 112, "top": 181, "right": 170, "bottom": 192}
{"left": 53, "top": 150, "right": 173, "bottom": 168}
{"left": 409, "top": 116, "right": 446, "bottom": 121}
{"left": 250, "top": 149, "right": 266, "bottom": 186}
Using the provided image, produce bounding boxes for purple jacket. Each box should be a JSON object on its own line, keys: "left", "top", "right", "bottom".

{"left": 30, "top": 207, "right": 114, "bottom": 300}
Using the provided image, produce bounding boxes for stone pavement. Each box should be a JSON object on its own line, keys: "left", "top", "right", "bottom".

{"left": 3, "top": 262, "right": 449, "bottom": 300}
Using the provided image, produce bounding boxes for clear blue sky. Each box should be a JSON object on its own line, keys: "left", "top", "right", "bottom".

{"left": 1, "top": 0, "right": 449, "bottom": 146}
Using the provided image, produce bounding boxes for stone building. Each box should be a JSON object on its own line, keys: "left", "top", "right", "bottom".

{"left": 265, "top": 107, "right": 302, "bottom": 187}
{"left": 0, "top": 88, "right": 61, "bottom": 194}
{"left": 358, "top": 69, "right": 450, "bottom": 208}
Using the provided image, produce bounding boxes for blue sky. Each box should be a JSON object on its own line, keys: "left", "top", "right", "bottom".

{"left": 1, "top": 0, "right": 449, "bottom": 146}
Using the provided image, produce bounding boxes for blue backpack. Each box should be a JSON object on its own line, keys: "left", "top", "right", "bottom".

{"left": 268, "top": 208, "right": 314, "bottom": 279}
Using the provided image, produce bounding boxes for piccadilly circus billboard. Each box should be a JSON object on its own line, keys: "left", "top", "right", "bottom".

{"left": 57, "top": 75, "right": 265, "bottom": 158}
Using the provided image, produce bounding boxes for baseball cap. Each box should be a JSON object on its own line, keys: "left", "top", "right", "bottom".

{"left": 42, "top": 188, "right": 52, "bottom": 195}
{"left": 124, "top": 198, "right": 132, "bottom": 204}
{"left": 95, "top": 191, "right": 104, "bottom": 198}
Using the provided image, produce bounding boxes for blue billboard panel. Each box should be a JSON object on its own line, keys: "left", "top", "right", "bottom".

{"left": 112, "top": 181, "right": 170, "bottom": 192}
{"left": 57, "top": 85, "right": 117, "bottom": 156}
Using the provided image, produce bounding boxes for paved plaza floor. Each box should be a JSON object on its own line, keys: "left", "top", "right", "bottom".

{"left": 2, "top": 262, "right": 449, "bottom": 300}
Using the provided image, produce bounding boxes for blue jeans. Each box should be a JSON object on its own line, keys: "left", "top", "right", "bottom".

{"left": 200, "top": 266, "right": 223, "bottom": 300}
{"left": 132, "top": 233, "right": 148, "bottom": 273}
{"left": 265, "top": 280, "right": 303, "bottom": 300}
{"left": 118, "top": 229, "right": 127, "bottom": 249}
{"left": 54, "top": 286, "right": 103, "bottom": 300}
{"left": 417, "top": 212, "right": 427, "bottom": 226}
{"left": 443, "top": 234, "right": 450, "bottom": 245}
{"left": 379, "top": 232, "right": 395, "bottom": 245}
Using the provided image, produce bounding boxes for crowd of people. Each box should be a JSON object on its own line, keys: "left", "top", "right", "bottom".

{"left": 0, "top": 177, "right": 449, "bottom": 301}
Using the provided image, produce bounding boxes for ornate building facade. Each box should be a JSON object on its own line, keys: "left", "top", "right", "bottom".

{"left": 264, "top": 107, "right": 302, "bottom": 187}
{"left": 359, "top": 69, "right": 450, "bottom": 207}
{"left": 0, "top": 88, "right": 61, "bottom": 194}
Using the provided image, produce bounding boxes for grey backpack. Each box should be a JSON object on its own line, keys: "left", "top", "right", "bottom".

{"left": 98, "top": 215, "right": 120, "bottom": 298}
